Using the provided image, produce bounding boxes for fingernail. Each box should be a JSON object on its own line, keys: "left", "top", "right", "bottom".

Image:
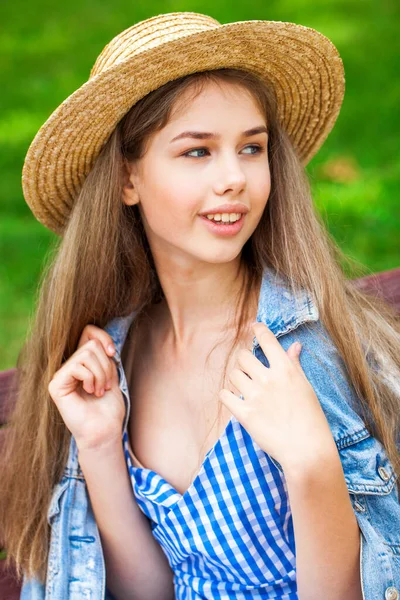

{"left": 108, "top": 344, "right": 115, "bottom": 354}
{"left": 295, "top": 342, "right": 302, "bottom": 352}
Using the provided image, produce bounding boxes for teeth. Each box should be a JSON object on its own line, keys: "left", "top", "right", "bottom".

{"left": 206, "top": 212, "right": 241, "bottom": 223}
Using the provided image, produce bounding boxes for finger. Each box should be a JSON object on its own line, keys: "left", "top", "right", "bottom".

{"left": 287, "top": 342, "right": 302, "bottom": 361}
{"left": 236, "top": 348, "right": 270, "bottom": 382}
{"left": 50, "top": 363, "right": 95, "bottom": 400}
{"left": 218, "top": 389, "right": 247, "bottom": 422}
{"left": 228, "top": 368, "right": 254, "bottom": 399}
{"left": 252, "top": 322, "right": 287, "bottom": 366}
{"left": 287, "top": 342, "right": 306, "bottom": 376}
{"left": 78, "top": 324, "right": 116, "bottom": 357}
{"left": 76, "top": 339, "right": 115, "bottom": 389}
{"left": 75, "top": 348, "right": 109, "bottom": 397}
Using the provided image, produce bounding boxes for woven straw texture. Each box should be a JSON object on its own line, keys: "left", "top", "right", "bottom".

{"left": 21, "top": 12, "right": 345, "bottom": 235}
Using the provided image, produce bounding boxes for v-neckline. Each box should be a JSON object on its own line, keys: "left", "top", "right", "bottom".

{"left": 126, "top": 411, "right": 239, "bottom": 500}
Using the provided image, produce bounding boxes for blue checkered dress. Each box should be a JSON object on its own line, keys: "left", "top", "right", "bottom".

{"left": 122, "top": 412, "right": 297, "bottom": 599}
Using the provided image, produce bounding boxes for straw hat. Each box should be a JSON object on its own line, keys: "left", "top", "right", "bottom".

{"left": 22, "top": 11, "right": 345, "bottom": 235}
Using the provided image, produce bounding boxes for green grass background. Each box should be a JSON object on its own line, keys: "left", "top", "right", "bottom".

{"left": 0, "top": 0, "right": 399, "bottom": 370}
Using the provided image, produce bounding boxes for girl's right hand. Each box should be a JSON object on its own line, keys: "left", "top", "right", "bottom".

{"left": 48, "top": 325, "right": 125, "bottom": 452}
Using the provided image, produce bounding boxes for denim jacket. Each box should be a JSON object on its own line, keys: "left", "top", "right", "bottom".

{"left": 20, "top": 266, "right": 400, "bottom": 600}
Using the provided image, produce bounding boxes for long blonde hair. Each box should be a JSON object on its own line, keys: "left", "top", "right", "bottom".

{"left": 1, "top": 67, "right": 399, "bottom": 585}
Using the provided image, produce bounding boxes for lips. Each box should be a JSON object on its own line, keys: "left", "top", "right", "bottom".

{"left": 199, "top": 213, "right": 246, "bottom": 236}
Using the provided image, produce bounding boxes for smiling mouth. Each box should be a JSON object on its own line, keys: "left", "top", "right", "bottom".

{"left": 198, "top": 213, "right": 247, "bottom": 236}
{"left": 201, "top": 213, "right": 245, "bottom": 224}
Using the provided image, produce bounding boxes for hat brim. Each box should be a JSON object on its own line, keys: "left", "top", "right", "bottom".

{"left": 22, "top": 19, "right": 345, "bottom": 235}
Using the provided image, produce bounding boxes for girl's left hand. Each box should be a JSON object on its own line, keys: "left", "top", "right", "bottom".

{"left": 219, "top": 321, "right": 337, "bottom": 471}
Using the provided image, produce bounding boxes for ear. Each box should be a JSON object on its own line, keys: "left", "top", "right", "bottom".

{"left": 121, "top": 161, "right": 140, "bottom": 207}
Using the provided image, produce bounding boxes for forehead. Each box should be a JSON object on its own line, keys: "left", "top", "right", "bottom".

{"left": 169, "top": 79, "right": 262, "bottom": 121}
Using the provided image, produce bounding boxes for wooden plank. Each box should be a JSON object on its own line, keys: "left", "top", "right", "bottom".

{"left": 0, "top": 425, "right": 10, "bottom": 459}
{"left": 0, "top": 370, "right": 18, "bottom": 426}
{"left": 352, "top": 266, "right": 400, "bottom": 311}
{"left": 0, "top": 556, "right": 22, "bottom": 600}
{"left": 0, "top": 423, "right": 22, "bottom": 599}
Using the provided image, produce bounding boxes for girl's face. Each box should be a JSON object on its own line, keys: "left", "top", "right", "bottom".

{"left": 122, "top": 81, "right": 271, "bottom": 268}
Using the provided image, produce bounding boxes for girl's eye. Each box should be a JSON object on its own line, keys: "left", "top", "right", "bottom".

{"left": 182, "top": 145, "right": 265, "bottom": 158}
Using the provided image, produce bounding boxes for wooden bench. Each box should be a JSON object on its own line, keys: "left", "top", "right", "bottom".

{"left": 1, "top": 267, "right": 399, "bottom": 599}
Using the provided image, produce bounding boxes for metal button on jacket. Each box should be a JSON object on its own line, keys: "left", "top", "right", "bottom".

{"left": 378, "top": 466, "right": 391, "bottom": 481}
{"left": 354, "top": 499, "right": 366, "bottom": 513}
{"left": 385, "top": 587, "right": 399, "bottom": 600}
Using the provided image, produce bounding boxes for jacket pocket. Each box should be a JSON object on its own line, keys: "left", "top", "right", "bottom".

{"left": 339, "top": 433, "right": 397, "bottom": 496}
{"left": 340, "top": 433, "right": 400, "bottom": 554}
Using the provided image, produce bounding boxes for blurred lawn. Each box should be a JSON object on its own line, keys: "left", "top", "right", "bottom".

{"left": 0, "top": 0, "right": 399, "bottom": 369}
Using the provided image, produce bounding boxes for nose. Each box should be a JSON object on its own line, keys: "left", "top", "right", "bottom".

{"left": 213, "top": 152, "right": 246, "bottom": 195}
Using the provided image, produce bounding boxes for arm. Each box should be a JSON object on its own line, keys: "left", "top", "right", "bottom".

{"left": 271, "top": 320, "right": 372, "bottom": 598}
{"left": 284, "top": 445, "right": 363, "bottom": 600}
{"left": 78, "top": 439, "right": 175, "bottom": 600}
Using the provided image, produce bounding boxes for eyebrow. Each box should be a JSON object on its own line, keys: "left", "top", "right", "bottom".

{"left": 169, "top": 126, "right": 268, "bottom": 143}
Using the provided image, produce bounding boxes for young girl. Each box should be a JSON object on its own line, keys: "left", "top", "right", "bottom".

{"left": 1, "top": 11, "right": 399, "bottom": 600}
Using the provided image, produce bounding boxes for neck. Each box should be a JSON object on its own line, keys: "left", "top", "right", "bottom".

{"left": 152, "top": 257, "right": 255, "bottom": 354}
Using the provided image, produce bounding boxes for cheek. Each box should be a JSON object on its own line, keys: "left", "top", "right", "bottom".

{"left": 261, "top": 163, "right": 272, "bottom": 192}
{"left": 148, "top": 170, "right": 200, "bottom": 221}
{"left": 140, "top": 187, "right": 195, "bottom": 234}
{"left": 252, "top": 171, "right": 271, "bottom": 212}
